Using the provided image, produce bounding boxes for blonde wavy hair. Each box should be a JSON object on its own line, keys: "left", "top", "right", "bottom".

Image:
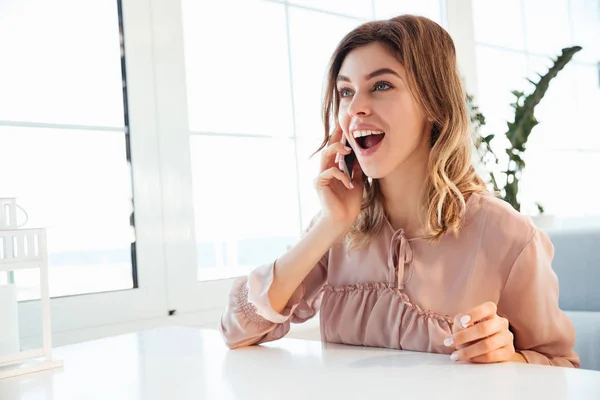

{"left": 315, "top": 15, "right": 487, "bottom": 248}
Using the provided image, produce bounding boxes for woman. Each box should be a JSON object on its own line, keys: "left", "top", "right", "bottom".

{"left": 219, "top": 15, "right": 579, "bottom": 367}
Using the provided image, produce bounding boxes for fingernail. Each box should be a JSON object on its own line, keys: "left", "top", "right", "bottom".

{"left": 335, "top": 153, "right": 341, "bottom": 163}
{"left": 349, "top": 182, "right": 354, "bottom": 189}
{"left": 450, "top": 352, "right": 459, "bottom": 361}
{"left": 444, "top": 337, "right": 454, "bottom": 347}
{"left": 344, "top": 146, "right": 351, "bottom": 152}
{"left": 460, "top": 315, "right": 471, "bottom": 328}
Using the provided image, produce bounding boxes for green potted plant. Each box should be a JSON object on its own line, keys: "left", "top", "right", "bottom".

{"left": 469, "top": 46, "right": 582, "bottom": 217}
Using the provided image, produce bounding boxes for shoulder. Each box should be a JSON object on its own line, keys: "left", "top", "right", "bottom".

{"left": 463, "top": 192, "right": 550, "bottom": 264}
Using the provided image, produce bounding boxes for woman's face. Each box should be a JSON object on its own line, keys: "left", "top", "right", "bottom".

{"left": 336, "top": 41, "right": 431, "bottom": 179}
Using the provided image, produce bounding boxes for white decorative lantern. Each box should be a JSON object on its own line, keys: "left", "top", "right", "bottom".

{"left": 0, "top": 198, "right": 63, "bottom": 379}
{"left": 0, "top": 197, "right": 28, "bottom": 230}
{"left": 0, "top": 281, "right": 19, "bottom": 356}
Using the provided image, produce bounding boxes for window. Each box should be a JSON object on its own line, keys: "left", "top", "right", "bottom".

{"left": 0, "top": 0, "right": 171, "bottom": 345}
{"left": 0, "top": 127, "right": 135, "bottom": 300}
{"left": 182, "top": 0, "right": 302, "bottom": 280}
{"left": 0, "top": 0, "right": 136, "bottom": 299}
{"left": 471, "top": 0, "right": 600, "bottom": 216}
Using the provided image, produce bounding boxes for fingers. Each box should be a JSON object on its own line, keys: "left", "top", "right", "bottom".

{"left": 468, "top": 346, "right": 514, "bottom": 364}
{"left": 449, "top": 315, "right": 509, "bottom": 347}
{"left": 322, "top": 123, "right": 352, "bottom": 168}
{"left": 452, "top": 330, "right": 515, "bottom": 363}
{"left": 452, "top": 301, "right": 497, "bottom": 334}
{"left": 321, "top": 141, "right": 352, "bottom": 171}
{"left": 315, "top": 166, "right": 354, "bottom": 190}
{"left": 334, "top": 135, "right": 347, "bottom": 164}
{"left": 446, "top": 301, "right": 516, "bottom": 364}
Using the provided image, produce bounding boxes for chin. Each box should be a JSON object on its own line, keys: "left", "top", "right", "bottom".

{"left": 360, "top": 164, "right": 392, "bottom": 180}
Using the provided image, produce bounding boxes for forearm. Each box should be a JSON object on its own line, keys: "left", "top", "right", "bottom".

{"left": 268, "top": 218, "right": 346, "bottom": 313}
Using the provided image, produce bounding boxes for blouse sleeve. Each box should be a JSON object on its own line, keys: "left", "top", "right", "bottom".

{"left": 219, "top": 220, "right": 328, "bottom": 349}
{"left": 497, "top": 228, "right": 580, "bottom": 367}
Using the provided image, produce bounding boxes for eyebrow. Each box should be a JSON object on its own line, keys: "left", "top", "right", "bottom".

{"left": 336, "top": 68, "right": 402, "bottom": 83}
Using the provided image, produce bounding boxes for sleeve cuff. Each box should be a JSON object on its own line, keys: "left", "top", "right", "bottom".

{"left": 246, "top": 262, "right": 305, "bottom": 324}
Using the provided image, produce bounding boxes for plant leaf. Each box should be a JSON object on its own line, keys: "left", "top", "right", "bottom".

{"left": 483, "top": 134, "right": 495, "bottom": 143}
{"left": 506, "top": 46, "right": 582, "bottom": 150}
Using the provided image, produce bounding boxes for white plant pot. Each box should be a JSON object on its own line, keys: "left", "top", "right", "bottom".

{"left": 0, "top": 284, "right": 20, "bottom": 356}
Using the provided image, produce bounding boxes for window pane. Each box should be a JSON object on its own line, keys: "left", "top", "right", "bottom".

{"left": 0, "top": 0, "right": 124, "bottom": 126}
{"left": 182, "top": 0, "right": 294, "bottom": 136}
{"left": 523, "top": 0, "right": 571, "bottom": 56}
{"left": 0, "top": 127, "right": 135, "bottom": 300}
{"left": 519, "top": 149, "right": 600, "bottom": 216}
{"left": 472, "top": 0, "right": 525, "bottom": 50}
{"left": 191, "top": 136, "right": 301, "bottom": 275}
{"left": 288, "top": 0, "right": 372, "bottom": 19}
{"left": 374, "top": 0, "right": 443, "bottom": 24}
{"left": 571, "top": 0, "right": 600, "bottom": 63}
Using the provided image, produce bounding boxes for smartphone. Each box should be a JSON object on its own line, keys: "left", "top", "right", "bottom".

{"left": 338, "top": 135, "right": 356, "bottom": 181}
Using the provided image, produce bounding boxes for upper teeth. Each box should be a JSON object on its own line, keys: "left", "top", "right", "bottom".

{"left": 353, "top": 130, "right": 384, "bottom": 138}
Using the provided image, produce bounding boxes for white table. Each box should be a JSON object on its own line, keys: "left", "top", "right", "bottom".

{"left": 1, "top": 326, "right": 599, "bottom": 399}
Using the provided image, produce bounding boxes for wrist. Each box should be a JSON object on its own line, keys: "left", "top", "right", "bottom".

{"left": 314, "top": 216, "right": 352, "bottom": 243}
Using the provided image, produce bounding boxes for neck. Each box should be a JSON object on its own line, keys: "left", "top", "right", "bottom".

{"left": 379, "top": 136, "right": 430, "bottom": 237}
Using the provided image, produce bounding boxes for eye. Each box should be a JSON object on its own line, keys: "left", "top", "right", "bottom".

{"left": 373, "top": 81, "right": 392, "bottom": 91}
{"left": 338, "top": 87, "right": 354, "bottom": 98}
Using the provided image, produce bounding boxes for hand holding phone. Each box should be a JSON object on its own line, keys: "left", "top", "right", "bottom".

{"left": 314, "top": 125, "right": 363, "bottom": 230}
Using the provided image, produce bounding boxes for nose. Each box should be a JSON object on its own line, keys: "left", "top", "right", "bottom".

{"left": 347, "top": 91, "right": 372, "bottom": 117}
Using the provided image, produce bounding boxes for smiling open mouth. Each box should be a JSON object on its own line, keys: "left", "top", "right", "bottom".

{"left": 354, "top": 130, "right": 385, "bottom": 149}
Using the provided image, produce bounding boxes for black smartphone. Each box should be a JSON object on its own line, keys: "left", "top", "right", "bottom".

{"left": 338, "top": 134, "right": 356, "bottom": 181}
{"left": 342, "top": 149, "right": 356, "bottom": 181}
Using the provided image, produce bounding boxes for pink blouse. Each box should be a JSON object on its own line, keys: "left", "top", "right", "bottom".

{"left": 219, "top": 192, "right": 580, "bottom": 367}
